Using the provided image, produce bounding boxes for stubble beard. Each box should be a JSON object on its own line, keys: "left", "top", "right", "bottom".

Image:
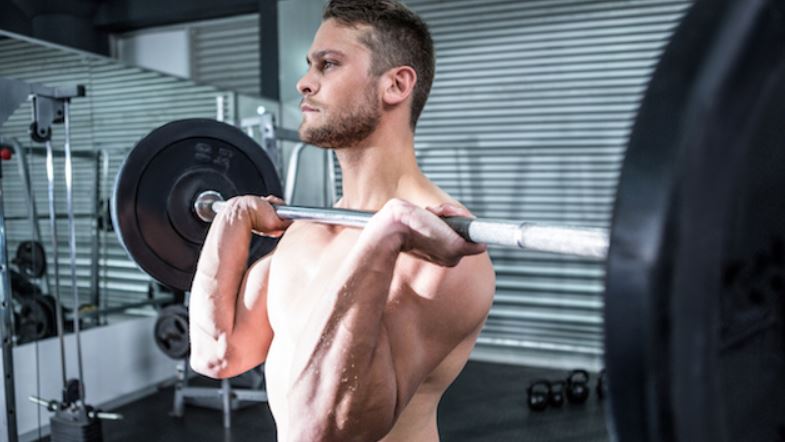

{"left": 299, "top": 82, "right": 381, "bottom": 149}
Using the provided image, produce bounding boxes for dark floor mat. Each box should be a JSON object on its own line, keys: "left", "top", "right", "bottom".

{"left": 36, "top": 361, "right": 609, "bottom": 441}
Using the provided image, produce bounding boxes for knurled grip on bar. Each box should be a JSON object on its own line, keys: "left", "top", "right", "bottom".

{"left": 442, "top": 217, "right": 608, "bottom": 258}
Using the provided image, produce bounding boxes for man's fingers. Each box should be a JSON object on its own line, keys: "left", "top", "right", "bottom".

{"left": 261, "top": 195, "right": 292, "bottom": 227}
{"left": 263, "top": 195, "right": 286, "bottom": 206}
{"left": 462, "top": 241, "right": 487, "bottom": 256}
{"left": 427, "top": 203, "right": 473, "bottom": 219}
{"left": 244, "top": 195, "right": 291, "bottom": 233}
{"left": 256, "top": 228, "right": 287, "bottom": 238}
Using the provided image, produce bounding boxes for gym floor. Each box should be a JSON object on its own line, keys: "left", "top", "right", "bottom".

{"left": 61, "top": 361, "right": 608, "bottom": 442}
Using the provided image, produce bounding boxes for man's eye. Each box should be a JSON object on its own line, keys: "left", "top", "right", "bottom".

{"left": 321, "top": 61, "right": 336, "bottom": 70}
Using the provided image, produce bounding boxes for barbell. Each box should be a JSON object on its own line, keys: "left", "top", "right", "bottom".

{"left": 110, "top": 0, "right": 785, "bottom": 440}
{"left": 111, "top": 117, "right": 610, "bottom": 292}
{"left": 192, "top": 190, "right": 610, "bottom": 256}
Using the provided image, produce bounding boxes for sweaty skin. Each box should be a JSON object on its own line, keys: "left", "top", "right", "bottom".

{"left": 189, "top": 18, "right": 496, "bottom": 442}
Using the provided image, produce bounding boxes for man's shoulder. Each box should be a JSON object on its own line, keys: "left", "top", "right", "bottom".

{"left": 397, "top": 250, "right": 496, "bottom": 319}
{"left": 395, "top": 185, "right": 495, "bottom": 309}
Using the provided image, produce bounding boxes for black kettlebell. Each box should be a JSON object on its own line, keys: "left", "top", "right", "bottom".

{"left": 566, "top": 369, "right": 590, "bottom": 404}
{"left": 596, "top": 368, "right": 607, "bottom": 400}
{"left": 549, "top": 380, "right": 565, "bottom": 407}
{"left": 527, "top": 380, "right": 551, "bottom": 411}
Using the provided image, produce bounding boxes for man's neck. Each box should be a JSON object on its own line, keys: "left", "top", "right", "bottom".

{"left": 333, "top": 124, "right": 424, "bottom": 211}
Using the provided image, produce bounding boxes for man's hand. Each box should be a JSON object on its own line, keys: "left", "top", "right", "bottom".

{"left": 219, "top": 195, "right": 292, "bottom": 237}
{"left": 365, "top": 198, "right": 487, "bottom": 267}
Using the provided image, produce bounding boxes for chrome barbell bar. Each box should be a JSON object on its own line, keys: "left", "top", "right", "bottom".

{"left": 193, "top": 190, "right": 609, "bottom": 259}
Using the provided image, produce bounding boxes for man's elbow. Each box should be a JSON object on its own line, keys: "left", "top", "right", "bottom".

{"left": 190, "top": 338, "right": 269, "bottom": 379}
{"left": 189, "top": 341, "right": 234, "bottom": 379}
{"left": 189, "top": 330, "right": 238, "bottom": 379}
{"left": 190, "top": 355, "right": 232, "bottom": 379}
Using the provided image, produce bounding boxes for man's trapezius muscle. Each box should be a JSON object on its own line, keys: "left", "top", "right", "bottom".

{"left": 189, "top": 1, "right": 496, "bottom": 440}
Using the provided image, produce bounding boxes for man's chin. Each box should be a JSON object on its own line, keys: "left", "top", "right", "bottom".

{"left": 298, "top": 121, "right": 315, "bottom": 142}
{"left": 298, "top": 125, "right": 327, "bottom": 148}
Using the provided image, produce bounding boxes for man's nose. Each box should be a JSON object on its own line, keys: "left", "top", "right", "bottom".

{"left": 297, "top": 71, "right": 317, "bottom": 96}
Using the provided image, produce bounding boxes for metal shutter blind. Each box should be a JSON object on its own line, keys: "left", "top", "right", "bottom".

{"left": 0, "top": 36, "right": 232, "bottom": 311}
{"left": 401, "top": 0, "right": 692, "bottom": 368}
{"left": 191, "top": 14, "right": 260, "bottom": 96}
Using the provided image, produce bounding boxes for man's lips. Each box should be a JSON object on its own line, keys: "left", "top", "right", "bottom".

{"left": 300, "top": 104, "right": 319, "bottom": 112}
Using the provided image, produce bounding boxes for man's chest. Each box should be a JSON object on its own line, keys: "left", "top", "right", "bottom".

{"left": 265, "top": 222, "right": 363, "bottom": 335}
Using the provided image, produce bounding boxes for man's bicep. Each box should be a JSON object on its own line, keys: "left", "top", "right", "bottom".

{"left": 232, "top": 254, "right": 275, "bottom": 360}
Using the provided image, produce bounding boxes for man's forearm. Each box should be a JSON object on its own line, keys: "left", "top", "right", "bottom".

{"left": 288, "top": 229, "right": 403, "bottom": 441}
{"left": 189, "top": 205, "right": 254, "bottom": 367}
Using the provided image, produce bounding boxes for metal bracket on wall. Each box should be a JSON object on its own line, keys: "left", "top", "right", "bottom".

{"left": 0, "top": 76, "right": 85, "bottom": 141}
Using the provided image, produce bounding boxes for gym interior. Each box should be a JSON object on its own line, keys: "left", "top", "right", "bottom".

{"left": 0, "top": 0, "right": 783, "bottom": 441}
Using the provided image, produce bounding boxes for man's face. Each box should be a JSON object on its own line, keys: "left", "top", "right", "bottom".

{"left": 297, "top": 19, "right": 382, "bottom": 148}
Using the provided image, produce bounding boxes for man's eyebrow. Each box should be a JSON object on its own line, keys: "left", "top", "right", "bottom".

{"left": 306, "top": 50, "right": 346, "bottom": 65}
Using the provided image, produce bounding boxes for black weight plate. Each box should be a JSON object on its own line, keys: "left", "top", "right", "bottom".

{"left": 154, "top": 304, "right": 190, "bottom": 359}
{"left": 112, "top": 119, "right": 282, "bottom": 291}
{"left": 605, "top": 0, "right": 785, "bottom": 441}
{"left": 10, "top": 269, "right": 42, "bottom": 298}
{"left": 14, "top": 240, "right": 46, "bottom": 279}
{"left": 38, "top": 295, "right": 60, "bottom": 331}
{"left": 16, "top": 296, "right": 53, "bottom": 343}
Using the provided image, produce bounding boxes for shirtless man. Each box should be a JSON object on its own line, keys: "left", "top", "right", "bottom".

{"left": 189, "top": 1, "right": 496, "bottom": 440}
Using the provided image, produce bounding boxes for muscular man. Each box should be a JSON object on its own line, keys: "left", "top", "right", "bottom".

{"left": 189, "top": 1, "right": 496, "bottom": 440}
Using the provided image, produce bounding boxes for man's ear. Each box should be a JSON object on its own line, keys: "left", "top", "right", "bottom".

{"left": 381, "top": 66, "right": 417, "bottom": 106}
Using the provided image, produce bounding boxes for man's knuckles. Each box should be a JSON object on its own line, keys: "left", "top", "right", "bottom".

{"left": 382, "top": 198, "right": 417, "bottom": 222}
{"left": 222, "top": 195, "right": 288, "bottom": 233}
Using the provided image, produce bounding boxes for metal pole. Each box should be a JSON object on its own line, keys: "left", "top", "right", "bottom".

{"left": 0, "top": 146, "right": 19, "bottom": 442}
{"left": 44, "top": 139, "right": 67, "bottom": 388}
{"left": 4, "top": 137, "right": 51, "bottom": 295}
{"left": 88, "top": 151, "right": 102, "bottom": 325}
{"left": 98, "top": 150, "right": 110, "bottom": 326}
{"left": 63, "top": 101, "right": 86, "bottom": 401}
{"left": 326, "top": 150, "right": 336, "bottom": 206}
{"left": 284, "top": 143, "right": 306, "bottom": 203}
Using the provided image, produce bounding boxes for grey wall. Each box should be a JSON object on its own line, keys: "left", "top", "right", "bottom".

{"left": 277, "top": 0, "right": 329, "bottom": 207}
{"left": 400, "top": 0, "right": 692, "bottom": 369}
{"left": 113, "top": 14, "right": 261, "bottom": 95}
{"left": 278, "top": 0, "right": 325, "bottom": 129}
{"left": 114, "top": 28, "right": 191, "bottom": 78}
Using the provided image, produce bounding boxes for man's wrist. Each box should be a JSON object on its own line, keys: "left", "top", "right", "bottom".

{"left": 361, "top": 214, "right": 407, "bottom": 256}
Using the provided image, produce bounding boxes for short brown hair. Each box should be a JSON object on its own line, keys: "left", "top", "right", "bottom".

{"left": 324, "top": 0, "right": 435, "bottom": 129}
